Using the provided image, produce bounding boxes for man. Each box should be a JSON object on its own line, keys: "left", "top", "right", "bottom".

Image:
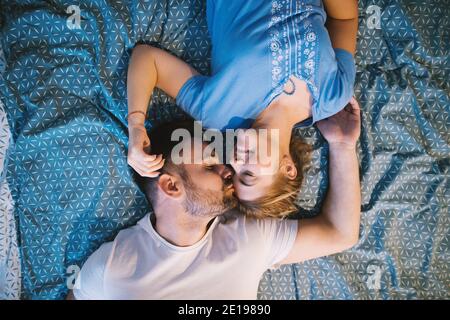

{"left": 68, "top": 99, "right": 361, "bottom": 299}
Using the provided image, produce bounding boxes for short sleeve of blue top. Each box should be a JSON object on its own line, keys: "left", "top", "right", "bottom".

{"left": 176, "top": 0, "right": 356, "bottom": 131}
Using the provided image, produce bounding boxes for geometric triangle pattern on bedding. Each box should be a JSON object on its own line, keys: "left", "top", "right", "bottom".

{"left": 0, "top": 0, "right": 448, "bottom": 300}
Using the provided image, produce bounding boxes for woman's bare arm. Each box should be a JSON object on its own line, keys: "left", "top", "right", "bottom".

{"left": 126, "top": 45, "right": 199, "bottom": 177}
{"left": 127, "top": 44, "right": 199, "bottom": 126}
{"left": 323, "top": 0, "right": 358, "bottom": 55}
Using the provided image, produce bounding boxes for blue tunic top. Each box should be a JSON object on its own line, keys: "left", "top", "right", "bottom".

{"left": 176, "top": 0, "right": 356, "bottom": 130}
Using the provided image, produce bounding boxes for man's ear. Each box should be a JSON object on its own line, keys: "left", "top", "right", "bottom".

{"left": 280, "top": 156, "right": 298, "bottom": 180}
{"left": 157, "top": 173, "right": 184, "bottom": 199}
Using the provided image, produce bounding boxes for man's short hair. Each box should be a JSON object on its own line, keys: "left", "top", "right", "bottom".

{"left": 135, "top": 120, "right": 198, "bottom": 205}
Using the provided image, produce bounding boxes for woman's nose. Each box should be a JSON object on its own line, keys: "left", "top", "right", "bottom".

{"left": 230, "top": 162, "right": 241, "bottom": 175}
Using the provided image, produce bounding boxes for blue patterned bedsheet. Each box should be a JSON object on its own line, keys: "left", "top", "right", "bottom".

{"left": 0, "top": 24, "right": 21, "bottom": 300}
{"left": 0, "top": 0, "right": 448, "bottom": 299}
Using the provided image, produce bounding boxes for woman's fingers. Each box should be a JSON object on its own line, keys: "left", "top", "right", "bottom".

{"left": 128, "top": 152, "right": 165, "bottom": 176}
{"left": 127, "top": 127, "right": 164, "bottom": 177}
{"left": 143, "top": 154, "right": 163, "bottom": 163}
{"left": 134, "top": 166, "right": 160, "bottom": 178}
{"left": 133, "top": 166, "right": 148, "bottom": 177}
{"left": 148, "top": 158, "right": 165, "bottom": 172}
{"left": 137, "top": 156, "right": 165, "bottom": 172}
{"left": 129, "top": 159, "right": 153, "bottom": 174}
{"left": 129, "top": 146, "right": 160, "bottom": 162}
{"left": 131, "top": 156, "right": 164, "bottom": 173}
{"left": 129, "top": 159, "right": 163, "bottom": 178}
{"left": 141, "top": 153, "right": 158, "bottom": 161}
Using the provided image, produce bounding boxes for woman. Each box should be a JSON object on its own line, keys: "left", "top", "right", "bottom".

{"left": 126, "top": 0, "right": 358, "bottom": 218}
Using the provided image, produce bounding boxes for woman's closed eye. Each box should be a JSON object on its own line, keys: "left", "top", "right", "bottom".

{"left": 243, "top": 170, "right": 255, "bottom": 177}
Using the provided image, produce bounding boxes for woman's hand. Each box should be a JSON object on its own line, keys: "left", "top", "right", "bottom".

{"left": 316, "top": 97, "right": 361, "bottom": 149}
{"left": 127, "top": 124, "right": 165, "bottom": 178}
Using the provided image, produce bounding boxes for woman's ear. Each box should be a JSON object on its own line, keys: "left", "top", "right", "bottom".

{"left": 157, "top": 173, "right": 184, "bottom": 199}
{"left": 280, "top": 156, "right": 298, "bottom": 180}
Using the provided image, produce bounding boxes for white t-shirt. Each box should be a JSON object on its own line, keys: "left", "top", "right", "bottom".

{"left": 73, "top": 210, "right": 298, "bottom": 300}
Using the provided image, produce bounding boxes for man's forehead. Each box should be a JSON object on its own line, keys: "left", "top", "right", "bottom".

{"left": 172, "top": 136, "right": 215, "bottom": 164}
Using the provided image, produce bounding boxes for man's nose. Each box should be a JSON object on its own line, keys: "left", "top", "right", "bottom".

{"left": 216, "top": 164, "right": 234, "bottom": 180}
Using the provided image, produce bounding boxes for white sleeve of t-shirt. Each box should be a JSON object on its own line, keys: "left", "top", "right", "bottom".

{"left": 73, "top": 242, "right": 113, "bottom": 300}
{"left": 253, "top": 217, "right": 299, "bottom": 269}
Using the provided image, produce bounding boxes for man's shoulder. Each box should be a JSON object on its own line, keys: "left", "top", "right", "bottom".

{"left": 112, "top": 214, "right": 151, "bottom": 250}
{"left": 89, "top": 215, "right": 149, "bottom": 256}
{"left": 89, "top": 214, "right": 151, "bottom": 267}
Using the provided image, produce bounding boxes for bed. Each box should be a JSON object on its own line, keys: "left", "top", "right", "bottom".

{"left": 0, "top": 0, "right": 448, "bottom": 299}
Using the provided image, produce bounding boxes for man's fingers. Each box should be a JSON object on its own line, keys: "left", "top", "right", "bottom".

{"left": 349, "top": 97, "right": 361, "bottom": 110}
{"left": 343, "top": 98, "right": 361, "bottom": 116}
{"left": 349, "top": 96, "right": 359, "bottom": 106}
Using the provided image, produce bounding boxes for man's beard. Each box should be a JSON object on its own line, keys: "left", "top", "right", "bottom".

{"left": 183, "top": 180, "right": 237, "bottom": 218}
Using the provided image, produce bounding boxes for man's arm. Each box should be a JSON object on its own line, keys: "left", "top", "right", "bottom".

{"left": 323, "top": 0, "right": 358, "bottom": 55}
{"left": 279, "top": 98, "right": 361, "bottom": 264}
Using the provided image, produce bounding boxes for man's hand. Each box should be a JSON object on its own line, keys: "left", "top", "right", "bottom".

{"left": 316, "top": 97, "right": 361, "bottom": 149}
{"left": 127, "top": 123, "right": 165, "bottom": 178}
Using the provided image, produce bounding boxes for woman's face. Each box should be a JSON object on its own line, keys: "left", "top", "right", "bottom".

{"left": 230, "top": 129, "right": 280, "bottom": 201}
